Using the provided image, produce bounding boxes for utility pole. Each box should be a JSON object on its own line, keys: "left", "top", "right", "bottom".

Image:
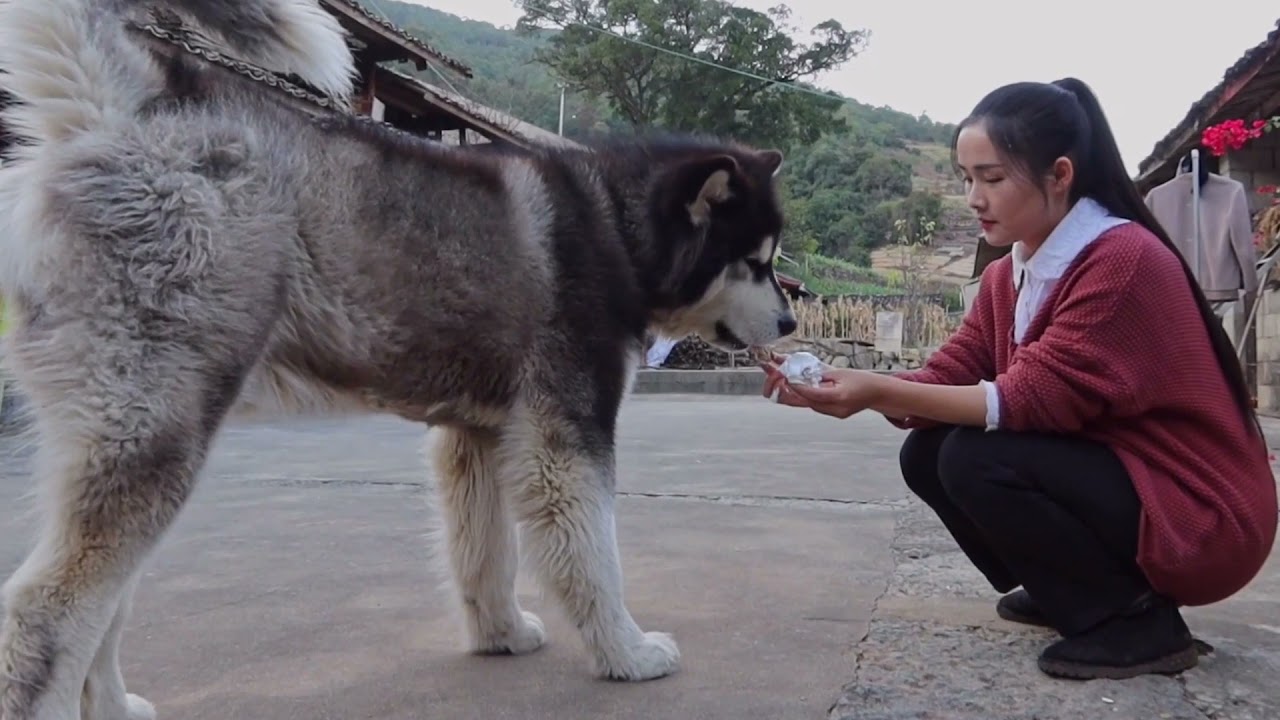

{"left": 557, "top": 83, "right": 566, "bottom": 136}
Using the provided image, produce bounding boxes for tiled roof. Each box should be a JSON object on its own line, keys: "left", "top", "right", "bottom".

{"left": 321, "top": 0, "right": 473, "bottom": 78}
{"left": 1136, "top": 19, "right": 1280, "bottom": 189}
{"left": 389, "top": 69, "right": 580, "bottom": 150}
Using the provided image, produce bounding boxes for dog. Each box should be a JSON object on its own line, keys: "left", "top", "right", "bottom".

{"left": 0, "top": 0, "right": 797, "bottom": 716}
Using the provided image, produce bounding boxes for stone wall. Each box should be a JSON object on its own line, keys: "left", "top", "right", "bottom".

{"left": 1239, "top": 288, "right": 1280, "bottom": 414}
{"left": 785, "top": 338, "right": 933, "bottom": 372}
{"left": 1220, "top": 136, "right": 1280, "bottom": 415}
{"left": 1221, "top": 133, "right": 1280, "bottom": 214}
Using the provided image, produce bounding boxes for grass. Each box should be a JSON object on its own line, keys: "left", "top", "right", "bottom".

{"left": 783, "top": 253, "right": 902, "bottom": 297}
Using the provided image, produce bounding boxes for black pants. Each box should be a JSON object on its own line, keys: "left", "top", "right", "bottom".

{"left": 899, "top": 425, "right": 1154, "bottom": 636}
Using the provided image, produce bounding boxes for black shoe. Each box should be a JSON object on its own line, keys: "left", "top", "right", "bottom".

{"left": 996, "top": 589, "right": 1052, "bottom": 628}
{"left": 1037, "top": 597, "right": 1198, "bottom": 680}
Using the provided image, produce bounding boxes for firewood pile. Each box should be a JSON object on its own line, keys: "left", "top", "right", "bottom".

{"left": 659, "top": 336, "right": 742, "bottom": 369}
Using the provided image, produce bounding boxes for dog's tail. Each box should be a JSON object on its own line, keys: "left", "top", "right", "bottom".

{"left": 145, "top": 0, "right": 356, "bottom": 98}
{"left": 0, "top": 0, "right": 355, "bottom": 148}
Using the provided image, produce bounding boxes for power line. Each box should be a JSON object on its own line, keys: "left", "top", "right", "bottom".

{"left": 522, "top": 7, "right": 850, "bottom": 106}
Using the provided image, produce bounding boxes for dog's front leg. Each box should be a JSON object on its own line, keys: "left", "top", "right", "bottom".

{"left": 431, "top": 426, "right": 545, "bottom": 656}
{"left": 500, "top": 406, "right": 680, "bottom": 682}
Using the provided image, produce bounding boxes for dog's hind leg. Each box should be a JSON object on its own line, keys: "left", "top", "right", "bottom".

{"left": 0, "top": 366, "right": 243, "bottom": 719}
{"left": 0, "top": 132, "right": 281, "bottom": 718}
{"left": 431, "top": 426, "right": 545, "bottom": 656}
{"left": 501, "top": 405, "right": 679, "bottom": 681}
{"left": 81, "top": 573, "right": 155, "bottom": 720}
{"left": 0, "top": 314, "right": 254, "bottom": 720}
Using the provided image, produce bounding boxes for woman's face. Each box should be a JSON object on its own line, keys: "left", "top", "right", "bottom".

{"left": 955, "top": 122, "right": 1072, "bottom": 249}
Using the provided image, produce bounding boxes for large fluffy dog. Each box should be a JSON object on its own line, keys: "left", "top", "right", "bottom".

{"left": 0, "top": 0, "right": 797, "bottom": 717}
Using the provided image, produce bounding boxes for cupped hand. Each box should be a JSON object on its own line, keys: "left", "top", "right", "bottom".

{"left": 760, "top": 354, "right": 884, "bottom": 419}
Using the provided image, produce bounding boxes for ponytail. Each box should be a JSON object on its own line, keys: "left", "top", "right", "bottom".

{"left": 1053, "top": 77, "right": 1261, "bottom": 435}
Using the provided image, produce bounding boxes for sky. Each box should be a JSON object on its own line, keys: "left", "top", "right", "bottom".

{"left": 405, "top": 0, "right": 1279, "bottom": 176}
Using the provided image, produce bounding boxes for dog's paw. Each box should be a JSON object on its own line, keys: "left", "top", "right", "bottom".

{"left": 124, "top": 693, "right": 157, "bottom": 720}
{"left": 92, "top": 693, "right": 156, "bottom": 720}
{"left": 598, "top": 631, "right": 681, "bottom": 681}
{"left": 473, "top": 611, "right": 546, "bottom": 656}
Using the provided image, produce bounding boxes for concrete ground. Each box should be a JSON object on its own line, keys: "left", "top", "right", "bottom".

{"left": 0, "top": 395, "right": 1278, "bottom": 719}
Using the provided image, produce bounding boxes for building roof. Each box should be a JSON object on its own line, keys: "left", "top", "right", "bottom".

{"left": 775, "top": 272, "right": 812, "bottom": 298}
{"left": 128, "top": 14, "right": 571, "bottom": 151}
{"left": 1136, "top": 19, "right": 1280, "bottom": 191}
{"left": 319, "top": 0, "right": 472, "bottom": 78}
{"left": 377, "top": 68, "right": 580, "bottom": 150}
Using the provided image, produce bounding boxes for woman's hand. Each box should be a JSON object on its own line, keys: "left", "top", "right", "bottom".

{"left": 760, "top": 355, "right": 887, "bottom": 419}
{"left": 763, "top": 352, "right": 992, "bottom": 427}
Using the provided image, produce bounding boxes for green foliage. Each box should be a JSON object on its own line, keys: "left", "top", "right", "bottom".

{"left": 366, "top": 0, "right": 957, "bottom": 276}
{"left": 776, "top": 133, "right": 944, "bottom": 265}
{"left": 514, "top": 0, "right": 867, "bottom": 147}
{"left": 782, "top": 254, "right": 896, "bottom": 296}
{"left": 375, "top": 0, "right": 613, "bottom": 136}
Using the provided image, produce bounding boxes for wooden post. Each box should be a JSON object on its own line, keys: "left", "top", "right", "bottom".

{"left": 1240, "top": 289, "right": 1259, "bottom": 401}
{"left": 351, "top": 59, "right": 377, "bottom": 116}
{"left": 971, "top": 235, "right": 1011, "bottom": 278}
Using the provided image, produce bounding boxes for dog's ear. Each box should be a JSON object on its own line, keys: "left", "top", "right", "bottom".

{"left": 677, "top": 154, "right": 739, "bottom": 226}
{"left": 654, "top": 154, "right": 739, "bottom": 299}
{"left": 758, "top": 149, "right": 784, "bottom": 177}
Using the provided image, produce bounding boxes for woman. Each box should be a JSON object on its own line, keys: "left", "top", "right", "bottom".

{"left": 763, "top": 77, "right": 1278, "bottom": 680}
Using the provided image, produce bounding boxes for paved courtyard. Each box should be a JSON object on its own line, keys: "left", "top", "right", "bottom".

{"left": 1, "top": 395, "right": 1278, "bottom": 719}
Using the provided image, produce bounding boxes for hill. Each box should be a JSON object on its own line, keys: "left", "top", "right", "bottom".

{"left": 369, "top": 0, "right": 975, "bottom": 296}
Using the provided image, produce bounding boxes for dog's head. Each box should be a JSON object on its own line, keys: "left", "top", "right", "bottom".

{"left": 648, "top": 146, "right": 796, "bottom": 352}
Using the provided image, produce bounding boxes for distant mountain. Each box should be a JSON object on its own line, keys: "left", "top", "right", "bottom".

{"left": 369, "top": 0, "right": 954, "bottom": 148}
{"left": 368, "top": 0, "right": 969, "bottom": 283}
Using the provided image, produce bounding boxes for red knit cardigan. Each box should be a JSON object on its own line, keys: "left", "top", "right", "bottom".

{"left": 896, "top": 222, "right": 1277, "bottom": 606}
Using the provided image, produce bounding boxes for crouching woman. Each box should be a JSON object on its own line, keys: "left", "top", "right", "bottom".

{"left": 763, "top": 77, "right": 1278, "bottom": 680}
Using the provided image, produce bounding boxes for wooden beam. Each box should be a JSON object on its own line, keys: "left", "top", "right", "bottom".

{"left": 406, "top": 115, "right": 463, "bottom": 134}
{"left": 1248, "top": 83, "right": 1280, "bottom": 120}
{"left": 322, "top": 0, "right": 413, "bottom": 64}
{"left": 371, "top": 71, "right": 524, "bottom": 146}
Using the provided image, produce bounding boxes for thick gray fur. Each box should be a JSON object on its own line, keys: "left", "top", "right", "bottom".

{"left": 0, "top": 0, "right": 797, "bottom": 717}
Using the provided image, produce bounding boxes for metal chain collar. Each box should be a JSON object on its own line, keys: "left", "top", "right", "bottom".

{"left": 127, "top": 14, "right": 475, "bottom": 145}
{"left": 130, "top": 18, "right": 349, "bottom": 113}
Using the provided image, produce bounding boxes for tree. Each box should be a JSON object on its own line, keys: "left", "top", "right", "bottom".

{"left": 889, "top": 190, "right": 944, "bottom": 245}
{"left": 515, "top": 0, "right": 868, "bottom": 147}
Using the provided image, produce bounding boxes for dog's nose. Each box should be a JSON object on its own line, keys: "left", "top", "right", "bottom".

{"left": 778, "top": 315, "right": 797, "bottom": 336}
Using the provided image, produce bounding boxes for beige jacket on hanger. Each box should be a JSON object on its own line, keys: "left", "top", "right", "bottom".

{"left": 1143, "top": 172, "right": 1258, "bottom": 302}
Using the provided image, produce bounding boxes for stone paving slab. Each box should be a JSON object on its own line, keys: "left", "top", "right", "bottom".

{"left": 0, "top": 398, "right": 903, "bottom": 720}
{"left": 0, "top": 397, "right": 1278, "bottom": 719}
{"left": 830, "top": 496, "right": 1280, "bottom": 720}
{"left": 119, "top": 486, "right": 893, "bottom": 720}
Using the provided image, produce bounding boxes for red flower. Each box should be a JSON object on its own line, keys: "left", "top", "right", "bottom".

{"left": 1202, "top": 117, "right": 1272, "bottom": 156}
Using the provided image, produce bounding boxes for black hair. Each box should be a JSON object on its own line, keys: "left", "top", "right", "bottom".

{"left": 1179, "top": 151, "right": 1211, "bottom": 187}
{"left": 950, "top": 77, "right": 1261, "bottom": 436}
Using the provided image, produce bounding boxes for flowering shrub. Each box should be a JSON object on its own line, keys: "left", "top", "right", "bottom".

{"left": 1201, "top": 117, "right": 1280, "bottom": 156}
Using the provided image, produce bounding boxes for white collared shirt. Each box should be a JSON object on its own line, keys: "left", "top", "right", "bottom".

{"left": 979, "top": 197, "right": 1129, "bottom": 429}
